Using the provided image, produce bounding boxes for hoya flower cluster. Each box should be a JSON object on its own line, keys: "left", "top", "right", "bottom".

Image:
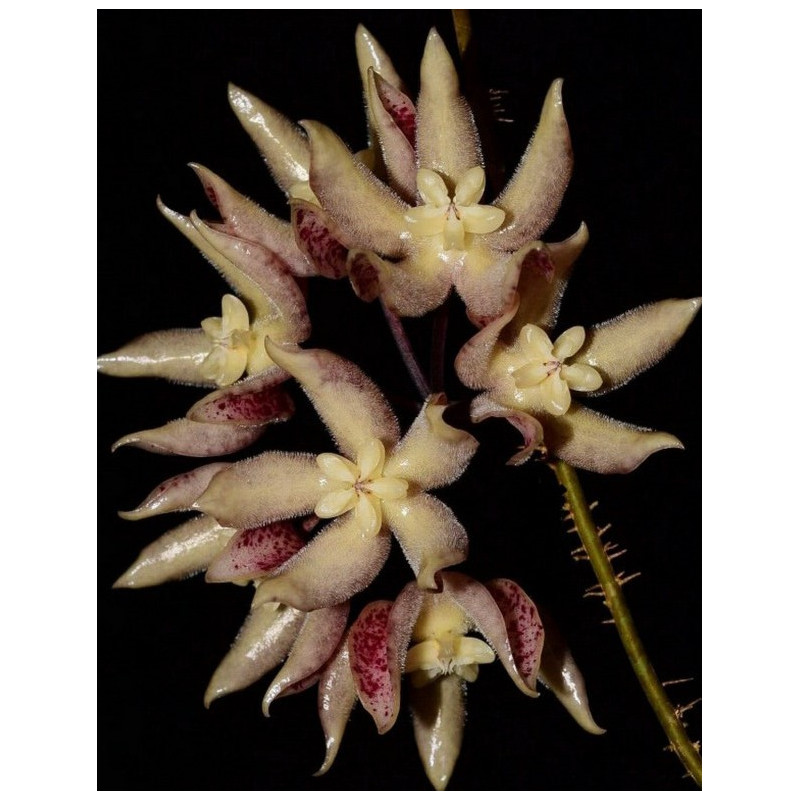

{"left": 100, "top": 23, "right": 699, "bottom": 790}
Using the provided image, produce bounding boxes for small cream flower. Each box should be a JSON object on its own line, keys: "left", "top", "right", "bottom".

{"left": 405, "top": 167, "right": 505, "bottom": 251}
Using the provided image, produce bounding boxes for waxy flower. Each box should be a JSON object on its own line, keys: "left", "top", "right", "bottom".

{"left": 346, "top": 573, "right": 602, "bottom": 790}
{"left": 266, "top": 27, "right": 574, "bottom": 323}
{"left": 98, "top": 182, "right": 312, "bottom": 456}
{"left": 188, "top": 342, "right": 478, "bottom": 611}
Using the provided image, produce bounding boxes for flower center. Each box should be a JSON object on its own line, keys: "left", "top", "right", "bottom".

{"left": 404, "top": 166, "right": 505, "bottom": 251}
{"left": 314, "top": 438, "right": 408, "bottom": 537}
{"left": 200, "top": 294, "right": 271, "bottom": 386}
{"left": 405, "top": 632, "right": 496, "bottom": 687}
{"left": 511, "top": 324, "right": 603, "bottom": 415}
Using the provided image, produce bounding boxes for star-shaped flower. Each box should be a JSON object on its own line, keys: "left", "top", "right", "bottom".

{"left": 455, "top": 237, "right": 701, "bottom": 471}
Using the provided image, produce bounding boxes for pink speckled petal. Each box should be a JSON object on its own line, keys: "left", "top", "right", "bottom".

{"left": 227, "top": 84, "right": 310, "bottom": 192}
{"left": 195, "top": 451, "right": 323, "bottom": 529}
{"left": 368, "top": 69, "right": 416, "bottom": 201}
{"left": 385, "top": 396, "right": 477, "bottom": 491}
{"left": 264, "top": 341, "right": 400, "bottom": 461}
{"left": 204, "top": 602, "right": 305, "bottom": 707}
{"left": 291, "top": 199, "right": 349, "bottom": 279}
{"left": 384, "top": 494, "right": 468, "bottom": 589}
{"left": 417, "top": 28, "right": 481, "bottom": 185}
{"left": 190, "top": 214, "right": 310, "bottom": 343}
{"left": 538, "top": 618, "right": 604, "bottom": 734}
{"left": 97, "top": 328, "right": 212, "bottom": 385}
{"left": 303, "top": 120, "right": 409, "bottom": 257}
{"left": 119, "top": 462, "right": 229, "bottom": 521}
{"left": 575, "top": 298, "right": 702, "bottom": 393}
{"left": 263, "top": 603, "right": 349, "bottom": 715}
{"left": 112, "top": 418, "right": 266, "bottom": 457}
{"left": 469, "top": 394, "right": 545, "bottom": 466}
{"left": 410, "top": 674, "right": 465, "bottom": 791}
{"left": 441, "top": 572, "right": 538, "bottom": 698}
{"left": 488, "top": 79, "right": 572, "bottom": 250}
{"left": 485, "top": 579, "right": 545, "bottom": 692}
{"left": 187, "top": 367, "right": 294, "bottom": 425}
{"left": 113, "top": 515, "right": 234, "bottom": 589}
{"left": 348, "top": 600, "right": 397, "bottom": 733}
{"left": 206, "top": 520, "right": 306, "bottom": 583}
{"left": 315, "top": 637, "right": 357, "bottom": 776}
{"left": 544, "top": 404, "right": 683, "bottom": 474}
{"left": 252, "top": 513, "right": 391, "bottom": 612}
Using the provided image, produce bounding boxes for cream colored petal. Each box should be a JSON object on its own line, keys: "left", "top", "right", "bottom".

{"left": 541, "top": 373, "right": 572, "bottom": 416}
{"left": 416, "top": 168, "right": 450, "bottom": 207}
{"left": 574, "top": 298, "right": 702, "bottom": 393}
{"left": 458, "top": 204, "right": 505, "bottom": 235}
{"left": 317, "top": 453, "right": 359, "bottom": 483}
{"left": 453, "top": 166, "right": 486, "bottom": 206}
{"left": 263, "top": 604, "right": 349, "bottom": 715}
{"left": 314, "top": 637, "right": 357, "bottom": 776}
{"left": 451, "top": 242, "right": 519, "bottom": 325}
{"left": 405, "top": 639, "right": 442, "bottom": 673}
{"left": 97, "top": 329, "right": 212, "bottom": 385}
{"left": 538, "top": 617, "right": 605, "bottom": 735}
{"left": 552, "top": 326, "right": 586, "bottom": 360}
{"left": 417, "top": 28, "right": 481, "bottom": 185}
{"left": 119, "top": 463, "right": 229, "bottom": 521}
{"left": 195, "top": 451, "right": 324, "bottom": 529}
{"left": 522, "top": 323, "right": 555, "bottom": 360}
{"left": 112, "top": 418, "right": 266, "bottom": 457}
{"left": 405, "top": 204, "right": 447, "bottom": 236}
{"left": 191, "top": 215, "right": 310, "bottom": 344}
{"left": 410, "top": 674, "right": 465, "bottom": 791}
{"left": 512, "top": 362, "right": 549, "bottom": 389}
{"left": 454, "top": 636, "right": 496, "bottom": 666}
{"left": 358, "top": 438, "right": 386, "bottom": 480}
{"left": 201, "top": 317, "right": 223, "bottom": 340}
{"left": 315, "top": 489, "right": 358, "bottom": 519}
{"left": 383, "top": 494, "right": 467, "bottom": 589}
{"left": 561, "top": 363, "right": 603, "bottom": 392}
{"left": 220, "top": 294, "right": 250, "bottom": 333}
{"left": 543, "top": 403, "right": 683, "bottom": 474}
{"left": 354, "top": 492, "right": 382, "bottom": 538}
{"left": 252, "top": 514, "right": 391, "bottom": 612}
{"left": 303, "top": 120, "right": 408, "bottom": 257}
{"left": 385, "top": 397, "right": 478, "bottom": 491}
{"left": 487, "top": 79, "right": 572, "bottom": 250}
{"left": 368, "top": 477, "right": 409, "bottom": 501}
{"left": 264, "top": 341, "right": 400, "bottom": 461}
{"left": 227, "top": 84, "right": 310, "bottom": 192}
{"left": 205, "top": 345, "right": 248, "bottom": 387}
{"left": 355, "top": 25, "right": 405, "bottom": 94}
{"left": 442, "top": 213, "right": 465, "bottom": 251}
{"left": 113, "top": 515, "right": 235, "bottom": 589}
{"left": 204, "top": 603, "right": 304, "bottom": 707}
{"left": 184, "top": 165, "right": 312, "bottom": 277}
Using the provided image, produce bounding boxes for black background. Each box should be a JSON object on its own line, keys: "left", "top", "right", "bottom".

{"left": 98, "top": 11, "right": 701, "bottom": 791}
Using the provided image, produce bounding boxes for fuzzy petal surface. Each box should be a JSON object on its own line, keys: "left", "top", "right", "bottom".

{"left": 383, "top": 494, "right": 468, "bottom": 589}
{"left": 291, "top": 200, "right": 349, "bottom": 279}
{"left": 252, "top": 513, "right": 391, "bottom": 612}
{"left": 488, "top": 79, "right": 572, "bottom": 250}
{"left": 410, "top": 674, "right": 465, "bottom": 791}
{"left": 416, "top": 29, "right": 481, "bottom": 185}
{"left": 385, "top": 396, "right": 477, "bottom": 491}
{"left": 195, "top": 451, "right": 323, "bottom": 529}
{"left": 575, "top": 298, "right": 702, "bottom": 393}
{"left": 204, "top": 602, "right": 304, "bottom": 707}
{"left": 228, "top": 84, "right": 310, "bottom": 192}
{"left": 303, "top": 120, "right": 408, "bottom": 256}
{"left": 543, "top": 404, "right": 683, "bottom": 474}
{"left": 348, "top": 600, "right": 397, "bottom": 733}
{"left": 112, "top": 418, "right": 266, "bottom": 457}
{"left": 264, "top": 341, "right": 400, "bottom": 460}
{"left": 263, "top": 603, "right": 349, "bottom": 715}
{"left": 315, "top": 637, "right": 357, "bottom": 776}
{"left": 119, "top": 462, "right": 229, "bottom": 521}
{"left": 113, "top": 515, "right": 235, "bottom": 589}
{"left": 97, "top": 329, "right": 211, "bottom": 384}
{"left": 206, "top": 520, "right": 306, "bottom": 583}
{"left": 469, "top": 394, "right": 545, "bottom": 466}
